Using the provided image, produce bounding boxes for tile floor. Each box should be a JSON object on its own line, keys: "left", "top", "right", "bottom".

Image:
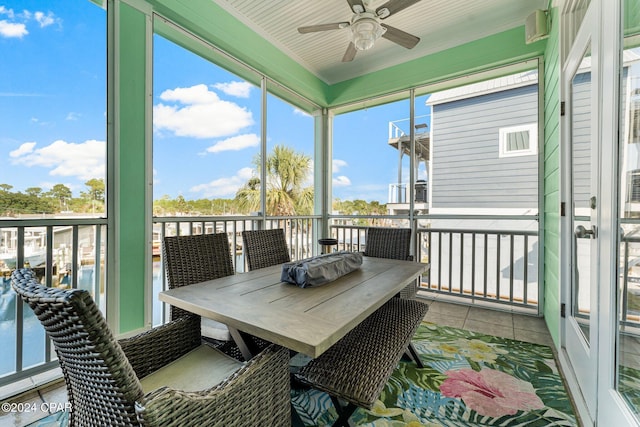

{"left": 0, "top": 298, "right": 559, "bottom": 427}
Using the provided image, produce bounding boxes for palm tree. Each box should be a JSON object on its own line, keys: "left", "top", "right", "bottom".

{"left": 235, "top": 145, "right": 313, "bottom": 216}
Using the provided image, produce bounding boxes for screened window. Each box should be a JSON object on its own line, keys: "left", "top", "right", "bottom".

{"left": 499, "top": 124, "right": 537, "bottom": 157}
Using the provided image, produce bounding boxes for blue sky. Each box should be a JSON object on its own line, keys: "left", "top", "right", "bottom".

{"left": 1, "top": 0, "right": 430, "bottom": 205}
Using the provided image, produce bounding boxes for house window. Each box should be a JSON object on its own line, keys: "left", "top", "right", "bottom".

{"left": 499, "top": 124, "right": 538, "bottom": 157}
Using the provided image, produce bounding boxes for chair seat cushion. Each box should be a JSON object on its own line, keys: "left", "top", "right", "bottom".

{"left": 202, "top": 317, "right": 232, "bottom": 341}
{"left": 140, "top": 344, "right": 243, "bottom": 393}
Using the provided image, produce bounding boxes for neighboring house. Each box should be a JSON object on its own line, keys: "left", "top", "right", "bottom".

{"left": 385, "top": 70, "right": 540, "bottom": 217}
{"left": 386, "top": 70, "right": 541, "bottom": 301}
{"left": 427, "top": 70, "right": 539, "bottom": 216}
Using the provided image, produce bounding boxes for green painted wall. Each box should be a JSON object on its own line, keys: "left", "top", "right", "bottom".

{"left": 543, "top": 8, "right": 561, "bottom": 346}
{"left": 111, "top": 0, "right": 558, "bottom": 334}
{"left": 327, "top": 26, "right": 547, "bottom": 107}
{"left": 117, "top": 2, "right": 147, "bottom": 333}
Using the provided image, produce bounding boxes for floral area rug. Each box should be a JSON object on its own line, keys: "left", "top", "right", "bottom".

{"left": 291, "top": 322, "right": 577, "bottom": 426}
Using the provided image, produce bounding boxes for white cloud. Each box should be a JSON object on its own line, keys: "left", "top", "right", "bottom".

{"left": 66, "top": 112, "right": 80, "bottom": 121}
{"left": 0, "top": 8, "right": 59, "bottom": 38}
{"left": 293, "top": 108, "right": 312, "bottom": 117}
{"left": 190, "top": 167, "right": 254, "bottom": 198}
{"left": 10, "top": 142, "right": 36, "bottom": 157}
{"left": 213, "top": 81, "right": 253, "bottom": 98}
{"left": 159, "top": 84, "right": 218, "bottom": 104}
{"left": 206, "top": 133, "right": 259, "bottom": 153}
{"left": 333, "top": 159, "right": 348, "bottom": 173}
{"left": 0, "top": 6, "right": 15, "bottom": 18}
{"left": 0, "top": 20, "right": 26, "bottom": 37}
{"left": 154, "top": 84, "right": 254, "bottom": 139}
{"left": 333, "top": 175, "right": 351, "bottom": 187}
{"left": 11, "top": 139, "right": 105, "bottom": 181}
{"left": 34, "top": 11, "right": 56, "bottom": 28}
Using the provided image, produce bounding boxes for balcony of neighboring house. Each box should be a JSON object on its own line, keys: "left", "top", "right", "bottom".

{"left": 386, "top": 117, "right": 431, "bottom": 216}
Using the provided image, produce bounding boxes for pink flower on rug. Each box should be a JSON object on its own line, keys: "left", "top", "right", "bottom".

{"left": 440, "top": 368, "right": 544, "bottom": 418}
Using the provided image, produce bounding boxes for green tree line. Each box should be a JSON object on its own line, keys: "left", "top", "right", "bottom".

{"left": 1, "top": 146, "right": 387, "bottom": 217}
{"left": 0, "top": 179, "right": 105, "bottom": 216}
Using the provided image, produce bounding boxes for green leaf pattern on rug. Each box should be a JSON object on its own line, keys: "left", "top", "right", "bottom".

{"left": 292, "top": 321, "right": 578, "bottom": 426}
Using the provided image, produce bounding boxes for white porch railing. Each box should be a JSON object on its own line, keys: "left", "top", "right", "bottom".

{"left": 0, "top": 218, "right": 107, "bottom": 389}
{"left": 6, "top": 214, "right": 640, "bottom": 391}
{"left": 329, "top": 216, "right": 540, "bottom": 314}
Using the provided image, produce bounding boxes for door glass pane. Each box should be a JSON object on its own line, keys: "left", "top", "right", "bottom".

{"left": 571, "top": 44, "right": 592, "bottom": 343}
{"left": 618, "top": 0, "right": 640, "bottom": 415}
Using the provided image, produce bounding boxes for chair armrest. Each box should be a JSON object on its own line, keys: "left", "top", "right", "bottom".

{"left": 135, "top": 344, "right": 291, "bottom": 427}
{"left": 119, "top": 315, "right": 201, "bottom": 379}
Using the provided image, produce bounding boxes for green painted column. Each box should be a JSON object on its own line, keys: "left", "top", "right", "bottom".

{"left": 109, "top": 1, "right": 150, "bottom": 334}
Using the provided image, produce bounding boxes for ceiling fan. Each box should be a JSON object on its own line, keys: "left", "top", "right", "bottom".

{"left": 297, "top": 0, "right": 422, "bottom": 62}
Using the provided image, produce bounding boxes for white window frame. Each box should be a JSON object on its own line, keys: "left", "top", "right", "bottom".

{"left": 498, "top": 123, "right": 538, "bottom": 157}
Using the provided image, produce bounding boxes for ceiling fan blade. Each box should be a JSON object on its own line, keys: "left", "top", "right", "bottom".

{"left": 298, "top": 22, "right": 350, "bottom": 34}
{"left": 376, "top": 0, "right": 421, "bottom": 19}
{"left": 346, "top": 0, "right": 366, "bottom": 14}
{"left": 342, "top": 42, "right": 357, "bottom": 62}
{"left": 381, "top": 24, "right": 420, "bottom": 49}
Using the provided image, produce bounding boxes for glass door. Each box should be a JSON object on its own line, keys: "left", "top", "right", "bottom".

{"left": 563, "top": 3, "right": 599, "bottom": 420}
{"left": 615, "top": 0, "right": 640, "bottom": 422}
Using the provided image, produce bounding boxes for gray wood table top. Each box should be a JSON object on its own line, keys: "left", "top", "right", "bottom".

{"left": 159, "top": 256, "right": 429, "bottom": 357}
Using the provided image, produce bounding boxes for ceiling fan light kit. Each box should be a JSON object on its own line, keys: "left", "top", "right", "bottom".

{"left": 351, "top": 15, "right": 385, "bottom": 51}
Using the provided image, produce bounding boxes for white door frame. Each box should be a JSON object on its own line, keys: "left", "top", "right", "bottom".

{"left": 560, "top": 2, "right": 599, "bottom": 423}
{"left": 560, "top": 0, "right": 639, "bottom": 425}
{"left": 597, "top": 0, "right": 638, "bottom": 423}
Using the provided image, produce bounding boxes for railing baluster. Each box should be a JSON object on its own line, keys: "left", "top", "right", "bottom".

{"left": 459, "top": 232, "right": 464, "bottom": 295}
{"left": 427, "top": 231, "right": 432, "bottom": 288}
{"left": 71, "top": 225, "right": 79, "bottom": 289}
{"left": 45, "top": 226, "right": 54, "bottom": 288}
{"left": 484, "top": 234, "right": 489, "bottom": 299}
{"left": 471, "top": 233, "right": 476, "bottom": 299}
{"left": 523, "top": 234, "right": 529, "bottom": 305}
{"left": 509, "top": 234, "right": 514, "bottom": 304}
{"left": 623, "top": 239, "right": 630, "bottom": 324}
{"left": 496, "top": 233, "right": 501, "bottom": 301}
{"left": 438, "top": 231, "right": 442, "bottom": 292}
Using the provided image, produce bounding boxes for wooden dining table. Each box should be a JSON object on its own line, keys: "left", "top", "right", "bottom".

{"left": 158, "top": 256, "right": 429, "bottom": 359}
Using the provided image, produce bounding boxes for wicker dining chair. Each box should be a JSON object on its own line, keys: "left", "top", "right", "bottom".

{"left": 241, "top": 229, "right": 290, "bottom": 271}
{"left": 163, "top": 233, "right": 235, "bottom": 341}
{"left": 362, "top": 227, "right": 425, "bottom": 368}
{"left": 10, "top": 268, "right": 290, "bottom": 427}
{"left": 363, "top": 227, "right": 417, "bottom": 299}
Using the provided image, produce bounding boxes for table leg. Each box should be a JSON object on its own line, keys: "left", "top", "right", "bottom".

{"left": 228, "top": 327, "right": 259, "bottom": 360}
{"left": 406, "top": 342, "right": 425, "bottom": 369}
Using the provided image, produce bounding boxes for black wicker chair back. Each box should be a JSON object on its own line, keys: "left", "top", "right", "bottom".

{"left": 11, "top": 268, "right": 146, "bottom": 426}
{"left": 163, "top": 233, "right": 234, "bottom": 320}
{"left": 364, "top": 227, "right": 418, "bottom": 300}
{"left": 242, "top": 229, "right": 291, "bottom": 271}
{"left": 11, "top": 268, "right": 291, "bottom": 427}
{"left": 363, "top": 227, "right": 412, "bottom": 260}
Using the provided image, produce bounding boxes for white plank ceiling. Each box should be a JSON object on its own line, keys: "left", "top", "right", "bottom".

{"left": 214, "top": 0, "right": 548, "bottom": 84}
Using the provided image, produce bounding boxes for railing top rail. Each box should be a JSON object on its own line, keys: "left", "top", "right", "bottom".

{"left": 414, "top": 214, "right": 539, "bottom": 221}
{"left": 0, "top": 218, "right": 108, "bottom": 227}
{"left": 419, "top": 227, "right": 538, "bottom": 236}
{"left": 330, "top": 215, "right": 411, "bottom": 220}
{"left": 153, "top": 215, "right": 320, "bottom": 223}
{"left": 622, "top": 234, "right": 640, "bottom": 243}
{"left": 330, "top": 214, "right": 538, "bottom": 222}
